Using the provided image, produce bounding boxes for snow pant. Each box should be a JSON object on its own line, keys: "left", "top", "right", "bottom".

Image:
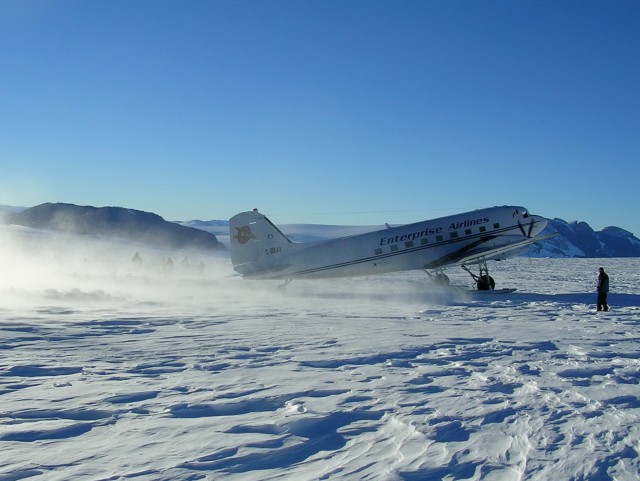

{"left": 597, "top": 292, "right": 609, "bottom": 311}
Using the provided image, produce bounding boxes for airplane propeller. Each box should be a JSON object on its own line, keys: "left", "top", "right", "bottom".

{"left": 517, "top": 219, "right": 535, "bottom": 238}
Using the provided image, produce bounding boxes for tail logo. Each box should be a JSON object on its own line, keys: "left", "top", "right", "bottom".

{"left": 234, "top": 226, "right": 256, "bottom": 245}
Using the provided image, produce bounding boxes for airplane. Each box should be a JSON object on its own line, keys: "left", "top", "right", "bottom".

{"left": 229, "top": 206, "right": 551, "bottom": 290}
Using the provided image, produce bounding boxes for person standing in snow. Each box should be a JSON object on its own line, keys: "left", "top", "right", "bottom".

{"left": 597, "top": 267, "right": 609, "bottom": 311}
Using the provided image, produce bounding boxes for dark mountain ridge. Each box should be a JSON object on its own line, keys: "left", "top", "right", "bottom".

{"left": 529, "top": 218, "right": 640, "bottom": 258}
{"left": 7, "top": 203, "right": 224, "bottom": 252}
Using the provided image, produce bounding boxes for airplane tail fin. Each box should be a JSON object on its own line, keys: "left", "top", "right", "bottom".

{"left": 229, "top": 209, "right": 293, "bottom": 277}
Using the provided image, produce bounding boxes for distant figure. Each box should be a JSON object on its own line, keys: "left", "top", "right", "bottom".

{"left": 597, "top": 267, "right": 609, "bottom": 312}
{"left": 132, "top": 252, "right": 143, "bottom": 266}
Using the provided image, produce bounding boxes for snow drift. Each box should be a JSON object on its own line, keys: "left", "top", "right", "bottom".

{"left": 0, "top": 221, "right": 639, "bottom": 480}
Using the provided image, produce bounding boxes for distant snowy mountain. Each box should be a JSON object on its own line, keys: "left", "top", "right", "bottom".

{"left": 528, "top": 218, "right": 640, "bottom": 258}
{"left": 6, "top": 203, "right": 224, "bottom": 252}
{"left": 176, "top": 219, "right": 230, "bottom": 237}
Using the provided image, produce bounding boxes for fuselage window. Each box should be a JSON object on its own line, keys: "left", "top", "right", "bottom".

{"left": 375, "top": 248, "right": 383, "bottom": 255}
{"left": 479, "top": 226, "right": 487, "bottom": 232}
{"left": 450, "top": 232, "right": 458, "bottom": 239}
{"left": 436, "top": 235, "right": 443, "bottom": 242}
{"left": 421, "top": 238, "right": 428, "bottom": 245}
{"left": 493, "top": 223, "right": 500, "bottom": 229}
{"left": 405, "top": 241, "right": 414, "bottom": 248}
{"left": 390, "top": 245, "right": 398, "bottom": 252}
{"left": 465, "top": 229, "right": 472, "bottom": 235}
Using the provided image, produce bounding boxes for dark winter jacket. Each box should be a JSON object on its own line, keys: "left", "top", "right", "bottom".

{"left": 597, "top": 271, "right": 609, "bottom": 294}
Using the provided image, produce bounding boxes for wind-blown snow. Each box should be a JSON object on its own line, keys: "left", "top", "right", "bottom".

{"left": 1, "top": 224, "right": 639, "bottom": 480}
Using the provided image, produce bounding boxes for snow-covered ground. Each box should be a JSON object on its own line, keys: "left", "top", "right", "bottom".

{"left": 1, "top": 226, "right": 639, "bottom": 480}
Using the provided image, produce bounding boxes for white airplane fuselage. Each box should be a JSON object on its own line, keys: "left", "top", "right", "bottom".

{"left": 229, "top": 206, "right": 547, "bottom": 280}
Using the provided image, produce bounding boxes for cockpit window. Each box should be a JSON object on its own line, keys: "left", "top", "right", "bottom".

{"left": 523, "top": 211, "right": 529, "bottom": 218}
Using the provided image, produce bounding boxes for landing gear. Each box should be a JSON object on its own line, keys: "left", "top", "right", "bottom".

{"left": 426, "top": 259, "right": 514, "bottom": 293}
{"left": 462, "top": 258, "right": 495, "bottom": 291}
{"left": 476, "top": 274, "right": 496, "bottom": 291}
{"left": 425, "top": 269, "right": 450, "bottom": 286}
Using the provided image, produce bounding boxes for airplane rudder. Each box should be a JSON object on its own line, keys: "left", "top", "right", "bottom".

{"left": 257, "top": 215, "right": 291, "bottom": 245}
{"left": 229, "top": 211, "right": 261, "bottom": 269}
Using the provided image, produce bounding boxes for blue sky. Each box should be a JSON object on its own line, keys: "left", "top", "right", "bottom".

{"left": 1, "top": 1, "right": 638, "bottom": 235}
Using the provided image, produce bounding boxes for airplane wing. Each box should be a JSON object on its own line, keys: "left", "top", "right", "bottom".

{"left": 423, "top": 236, "right": 496, "bottom": 269}
{"left": 454, "top": 233, "right": 557, "bottom": 265}
{"left": 423, "top": 233, "right": 556, "bottom": 269}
